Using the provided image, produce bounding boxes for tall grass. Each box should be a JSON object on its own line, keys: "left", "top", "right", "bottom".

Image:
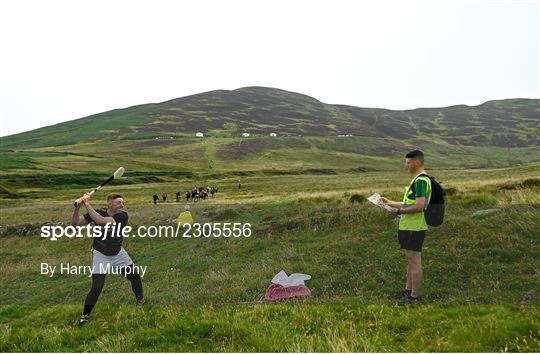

{"left": 0, "top": 304, "right": 538, "bottom": 352}
{"left": 1, "top": 166, "right": 539, "bottom": 351}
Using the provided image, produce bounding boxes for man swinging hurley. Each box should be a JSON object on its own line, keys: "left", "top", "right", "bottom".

{"left": 71, "top": 193, "right": 145, "bottom": 326}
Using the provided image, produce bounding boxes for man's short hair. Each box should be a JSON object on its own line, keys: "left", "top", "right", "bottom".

{"left": 107, "top": 193, "right": 123, "bottom": 201}
{"left": 405, "top": 150, "right": 424, "bottom": 164}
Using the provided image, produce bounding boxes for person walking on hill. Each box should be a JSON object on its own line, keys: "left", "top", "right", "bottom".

{"left": 152, "top": 192, "right": 159, "bottom": 205}
{"left": 380, "top": 150, "right": 432, "bottom": 305}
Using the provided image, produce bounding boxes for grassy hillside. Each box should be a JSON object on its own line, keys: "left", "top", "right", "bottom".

{"left": 1, "top": 135, "right": 539, "bottom": 186}
{"left": 2, "top": 87, "right": 539, "bottom": 149}
{"left": 0, "top": 87, "right": 539, "bottom": 351}
{"left": 1, "top": 165, "right": 539, "bottom": 351}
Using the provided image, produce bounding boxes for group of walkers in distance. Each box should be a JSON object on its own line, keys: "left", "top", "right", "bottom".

{"left": 152, "top": 186, "right": 219, "bottom": 205}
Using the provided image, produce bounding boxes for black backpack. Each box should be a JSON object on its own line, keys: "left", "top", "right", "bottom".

{"left": 416, "top": 173, "right": 445, "bottom": 227}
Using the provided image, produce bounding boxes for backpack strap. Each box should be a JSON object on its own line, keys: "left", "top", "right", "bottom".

{"left": 409, "top": 172, "right": 432, "bottom": 210}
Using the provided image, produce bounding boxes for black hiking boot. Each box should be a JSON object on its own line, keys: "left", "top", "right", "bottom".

{"left": 393, "top": 289, "right": 412, "bottom": 300}
{"left": 397, "top": 294, "right": 421, "bottom": 306}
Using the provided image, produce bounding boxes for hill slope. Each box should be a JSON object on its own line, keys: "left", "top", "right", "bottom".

{"left": 2, "top": 87, "right": 539, "bottom": 149}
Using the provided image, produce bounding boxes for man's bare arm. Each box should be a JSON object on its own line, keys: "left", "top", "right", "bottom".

{"left": 71, "top": 205, "right": 89, "bottom": 226}
{"left": 400, "top": 197, "right": 426, "bottom": 214}
{"left": 388, "top": 197, "right": 426, "bottom": 217}
{"left": 380, "top": 197, "right": 403, "bottom": 208}
{"left": 83, "top": 203, "right": 115, "bottom": 225}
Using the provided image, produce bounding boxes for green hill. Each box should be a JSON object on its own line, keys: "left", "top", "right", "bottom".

{"left": 2, "top": 87, "right": 539, "bottom": 148}
{"left": 1, "top": 87, "right": 539, "bottom": 178}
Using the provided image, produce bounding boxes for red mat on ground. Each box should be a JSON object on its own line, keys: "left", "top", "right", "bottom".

{"left": 264, "top": 283, "right": 311, "bottom": 301}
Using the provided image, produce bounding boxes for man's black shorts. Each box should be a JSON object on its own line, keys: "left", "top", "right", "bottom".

{"left": 398, "top": 230, "right": 426, "bottom": 252}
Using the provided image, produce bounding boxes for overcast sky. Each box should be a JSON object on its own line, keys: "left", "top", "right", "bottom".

{"left": 0, "top": 0, "right": 538, "bottom": 137}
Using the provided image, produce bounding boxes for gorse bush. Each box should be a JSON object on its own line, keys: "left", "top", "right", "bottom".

{"left": 349, "top": 194, "right": 365, "bottom": 204}
{"left": 444, "top": 187, "right": 458, "bottom": 196}
{"left": 450, "top": 192, "right": 499, "bottom": 207}
{"left": 500, "top": 178, "right": 540, "bottom": 190}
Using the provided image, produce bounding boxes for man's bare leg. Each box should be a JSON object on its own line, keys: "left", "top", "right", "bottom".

{"left": 405, "top": 252, "right": 412, "bottom": 291}
{"left": 406, "top": 250, "right": 423, "bottom": 298}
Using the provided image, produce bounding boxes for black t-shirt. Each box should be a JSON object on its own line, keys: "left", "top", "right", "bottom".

{"left": 84, "top": 209, "right": 128, "bottom": 256}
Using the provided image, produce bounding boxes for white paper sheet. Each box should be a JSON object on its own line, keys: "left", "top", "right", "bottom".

{"left": 367, "top": 193, "right": 393, "bottom": 212}
{"left": 271, "top": 270, "right": 311, "bottom": 287}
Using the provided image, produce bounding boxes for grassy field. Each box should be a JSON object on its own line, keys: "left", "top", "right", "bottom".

{"left": 1, "top": 159, "right": 539, "bottom": 351}
{"left": 1, "top": 305, "right": 537, "bottom": 352}
{"left": 2, "top": 135, "right": 540, "bottom": 177}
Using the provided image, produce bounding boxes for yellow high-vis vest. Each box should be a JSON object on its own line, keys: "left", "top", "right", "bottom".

{"left": 399, "top": 172, "right": 432, "bottom": 231}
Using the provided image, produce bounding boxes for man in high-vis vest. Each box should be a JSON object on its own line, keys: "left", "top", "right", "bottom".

{"left": 381, "top": 150, "right": 431, "bottom": 305}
